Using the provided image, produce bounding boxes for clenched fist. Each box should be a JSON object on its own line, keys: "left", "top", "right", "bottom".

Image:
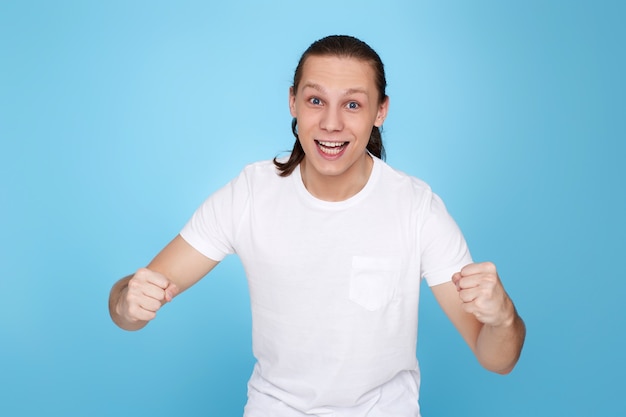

{"left": 452, "top": 262, "right": 515, "bottom": 328}
{"left": 112, "top": 268, "right": 180, "bottom": 330}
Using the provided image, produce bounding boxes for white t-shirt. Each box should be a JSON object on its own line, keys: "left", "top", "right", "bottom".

{"left": 180, "top": 156, "right": 472, "bottom": 416}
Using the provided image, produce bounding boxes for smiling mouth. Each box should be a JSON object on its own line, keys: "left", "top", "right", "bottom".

{"left": 315, "top": 140, "right": 349, "bottom": 155}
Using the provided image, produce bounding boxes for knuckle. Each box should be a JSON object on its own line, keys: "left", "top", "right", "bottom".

{"left": 135, "top": 267, "right": 149, "bottom": 276}
{"left": 127, "top": 279, "right": 141, "bottom": 290}
{"left": 127, "top": 304, "right": 142, "bottom": 319}
{"left": 133, "top": 268, "right": 147, "bottom": 280}
{"left": 482, "top": 281, "right": 496, "bottom": 293}
{"left": 483, "top": 261, "right": 496, "bottom": 272}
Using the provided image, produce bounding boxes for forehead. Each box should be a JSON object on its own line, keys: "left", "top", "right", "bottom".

{"left": 298, "top": 55, "right": 377, "bottom": 93}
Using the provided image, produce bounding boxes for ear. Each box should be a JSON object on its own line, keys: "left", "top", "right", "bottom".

{"left": 374, "top": 96, "right": 389, "bottom": 127}
{"left": 289, "top": 86, "right": 297, "bottom": 118}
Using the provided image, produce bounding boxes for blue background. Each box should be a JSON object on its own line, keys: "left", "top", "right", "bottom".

{"left": 1, "top": 1, "right": 624, "bottom": 416}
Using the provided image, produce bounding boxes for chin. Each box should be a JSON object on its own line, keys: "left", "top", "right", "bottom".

{"left": 310, "top": 157, "right": 359, "bottom": 178}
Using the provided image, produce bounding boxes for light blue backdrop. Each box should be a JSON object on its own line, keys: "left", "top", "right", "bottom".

{"left": 1, "top": 1, "right": 624, "bottom": 416}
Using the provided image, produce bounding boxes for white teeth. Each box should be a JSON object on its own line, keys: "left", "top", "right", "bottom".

{"left": 317, "top": 141, "right": 345, "bottom": 147}
{"left": 316, "top": 140, "right": 346, "bottom": 155}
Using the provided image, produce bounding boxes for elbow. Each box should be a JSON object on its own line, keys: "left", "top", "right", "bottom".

{"left": 479, "top": 360, "right": 513, "bottom": 375}
{"left": 479, "top": 348, "right": 523, "bottom": 375}
{"left": 479, "top": 358, "right": 518, "bottom": 375}
{"left": 493, "top": 363, "right": 515, "bottom": 375}
{"left": 477, "top": 315, "right": 526, "bottom": 375}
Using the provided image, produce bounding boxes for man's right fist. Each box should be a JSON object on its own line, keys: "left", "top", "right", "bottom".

{"left": 118, "top": 268, "right": 180, "bottom": 324}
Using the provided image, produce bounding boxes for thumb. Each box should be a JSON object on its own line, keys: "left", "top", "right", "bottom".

{"left": 164, "top": 282, "right": 180, "bottom": 303}
{"left": 451, "top": 272, "right": 462, "bottom": 290}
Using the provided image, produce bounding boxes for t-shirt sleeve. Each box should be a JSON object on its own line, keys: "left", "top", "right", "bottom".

{"left": 420, "top": 190, "right": 473, "bottom": 287}
{"left": 179, "top": 170, "right": 250, "bottom": 262}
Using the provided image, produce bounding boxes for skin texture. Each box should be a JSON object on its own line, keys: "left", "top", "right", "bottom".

{"left": 289, "top": 55, "right": 388, "bottom": 201}
{"left": 109, "top": 235, "right": 218, "bottom": 331}
{"left": 109, "top": 54, "right": 525, "bottom": 374}
{"left": 432, "top": 262, "right": 525, "bottom": 374}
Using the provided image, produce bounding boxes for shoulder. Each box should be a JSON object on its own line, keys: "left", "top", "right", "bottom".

{"left": 240, "top": 159, "right": 280, "bottom": 175}
{"left": 226, "top": 159, "right": 291, "bottom": 198}
{"left": 374, "top": 157, "right": 433, "bottom": 199}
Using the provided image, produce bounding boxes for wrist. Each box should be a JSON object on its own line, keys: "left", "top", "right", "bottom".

{"left": 492, "top": 299, "right": 517, "bottom": 328}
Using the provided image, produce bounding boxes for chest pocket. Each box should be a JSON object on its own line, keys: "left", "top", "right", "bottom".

{"left": 349, "top": 256, "right": 401, "bottom": 311}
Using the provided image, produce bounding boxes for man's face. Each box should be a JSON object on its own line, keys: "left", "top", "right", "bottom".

{"left": 289, "top": 55, "right": 388, "bottom": 188}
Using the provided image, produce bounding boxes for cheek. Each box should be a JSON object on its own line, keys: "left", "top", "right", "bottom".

{"left": 351, "top": 115, "right": 377, "bottom": 137}
{"left": 294, "top": 108, "right": 317, "bottom": 128}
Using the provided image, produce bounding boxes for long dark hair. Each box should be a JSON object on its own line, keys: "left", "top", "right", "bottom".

{"left": 274, "top": 35, "right": 387, "bottom": 177}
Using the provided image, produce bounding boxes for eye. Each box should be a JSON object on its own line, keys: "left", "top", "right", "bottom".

{"left": 346, "top": 101, "right": 359, "bottom": 110}
{"left": 309, "top": 97, "right": 322, "bottom": 106}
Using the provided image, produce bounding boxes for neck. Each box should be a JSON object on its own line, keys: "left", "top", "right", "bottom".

{"left": 300, "top": 153, "right": 373, "bottom": 202}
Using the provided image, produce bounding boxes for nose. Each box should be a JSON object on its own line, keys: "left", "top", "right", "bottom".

{"left": 319, "top": 105, "right": 343, "bottom": 132}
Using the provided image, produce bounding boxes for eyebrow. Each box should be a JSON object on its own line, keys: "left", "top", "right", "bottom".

{"left": 301, "top": 82, "right": 369, "bottom": 97}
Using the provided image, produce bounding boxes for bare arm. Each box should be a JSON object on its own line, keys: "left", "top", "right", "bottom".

{"left": 109, "top": 234, "right": 220, "bottom": 331}
{"left": 431, "top": 262, "right": 526, "bottom": 374}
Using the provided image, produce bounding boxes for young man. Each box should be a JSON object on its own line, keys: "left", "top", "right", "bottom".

{"left": 109, "top": 35, "right": 525, "bottom": 416}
